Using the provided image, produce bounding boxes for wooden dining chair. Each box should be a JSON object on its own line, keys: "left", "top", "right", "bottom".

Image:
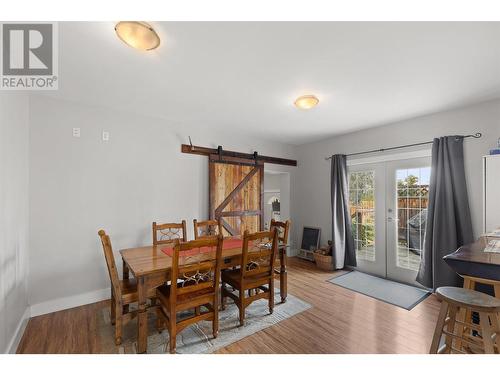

{"left": 270, "top": 219, "right": 290, "bottom": 246}
{"left": 193, "top": 219, "right": 222, "bottom": 239}
{"left": 98, "top": 230, "right": 156, "bottom": 345}
{"left": 270, "top": 219, "right": 290, "bottom": 302}
{"left": 156, "top": 235, "right": 224, "bottom": 353}
{"left": 221, "top": 229, "right": 278, "bottom": 327}
{"left": 152, "top": 220, "right": 187, "bottom": 245}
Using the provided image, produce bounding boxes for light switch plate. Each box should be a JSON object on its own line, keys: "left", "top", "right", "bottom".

{"left": 72, "top": 128, "right": 80, "bottom": 138}
{"left": 102, "top": 131, "right": 110, "bottom": 141}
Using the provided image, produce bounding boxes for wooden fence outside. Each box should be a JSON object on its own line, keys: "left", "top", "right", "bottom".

{"left": 351, "top": 196, "right": 429, "bottom": 241}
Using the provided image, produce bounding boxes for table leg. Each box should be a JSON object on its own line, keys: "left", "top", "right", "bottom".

{"left": 137, "top": 276, "right": 148, "bottom": 354}
{"left": 122, "top": 259, "right": 130, "bottom": 314}
{"left": 110, "top": 288, "right": 116, "bottom": 325}
{"left": 122, "top": 259, "right": 129, "bottom": 280}
{"left": 280, "top": 247, "right": 287, "bottom": 303}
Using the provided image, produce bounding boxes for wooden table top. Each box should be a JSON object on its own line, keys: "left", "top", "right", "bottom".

{"left": 443, "top": 240, "right": 500, "bottom": 281}
{"left": 120, "top": 243, "right": 243, "bottom": 277}
{"left": 444, "top": 241, "right": 500, "bottom": 266}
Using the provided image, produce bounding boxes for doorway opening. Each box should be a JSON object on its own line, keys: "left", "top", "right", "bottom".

{"left": 263, "top": 171, "right": 290, "bottom": 230}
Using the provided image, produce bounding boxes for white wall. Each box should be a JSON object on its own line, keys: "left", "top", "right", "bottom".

{"left": 264, "top": 174, "right": 282, "bottom": 191}
{"left": 28, "top": 96, "right": 297, "bottom": 314}
{"left": 0, "top": 93, "right": 30, "bottom": 353}
{"left": 292, "top": 98, "right": 500, "bottom": 249}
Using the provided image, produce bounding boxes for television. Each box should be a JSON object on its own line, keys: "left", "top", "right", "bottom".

{"left": 301, "top": 226, "right": 321, "bottom": 252}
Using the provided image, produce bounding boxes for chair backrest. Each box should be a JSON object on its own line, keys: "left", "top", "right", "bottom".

{"left": 240, "top": 229, "right": 278, "bottom": 281}
{"left": 193, "top": 219, "right": 222, "bottom": 239}
{"left": 170, "top": 235, "right": 224, "bottom": 303}
{"left": 270, "top": 219, "right": 291, "bottom": 245}
{"left": 152, "top": 220, "right": 187, "bottom": 245}
{"left": 98, "top": 229, "right": 121, "bottom": 298}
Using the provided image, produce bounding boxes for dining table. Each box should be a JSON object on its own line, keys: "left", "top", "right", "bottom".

{"left": 119, "top": 239, "right": 288, "bottom": 353}
{"left": 443, "top": 238, "right": 500, "bottom": 296}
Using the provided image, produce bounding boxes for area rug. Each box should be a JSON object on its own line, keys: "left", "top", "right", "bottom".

{"left": 97, "top": 290, "right": 311, "bottom": 354}
{"left": 328, "top": 271, "right": 430, "bottom": 310}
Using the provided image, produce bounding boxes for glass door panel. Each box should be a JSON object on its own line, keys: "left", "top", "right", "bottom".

{"left": 386, "top": 158, "right": 430, "bottom": 285}
{"left": 349, "top": 171, "right": 376, "bottom": 261}
{"left": 348, "top": 163, "right": 386, "bottom": 277}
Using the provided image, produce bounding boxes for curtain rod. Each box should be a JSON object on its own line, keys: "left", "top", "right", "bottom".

{"left": 324, "top": 132, "right": 482, "bottom": 160}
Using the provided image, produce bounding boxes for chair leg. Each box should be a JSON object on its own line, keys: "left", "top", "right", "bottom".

{"left": 459, "top": 278, "right": 475, "bottom": 347}
{"left": 221, "top": 282, "right": 227, "bottom": 310}
{"left": 479, "top": 312, "right": 495, "bottom": 354}
{"left": 238, "top": 289, "right": 245, "bottom": 327}
{"left": 169, "top": 308, "right": 177, "bottom": 354}
{"left": 443, "top": 305, "right": 458, "bottom": 353}
{"left": 213, "top": 301, "right": 219, "bottom": 339}
{"left": 110, "top": 295, "right": 116, "bottom": 325}
{"left": 156, "top": 306, "right": 164, "bottom": 333}
{"left": 169, "top": 325, "right": 177, "bottom": 354}
{"left": 269, "top": 278, "right": 275, "bottom": 314}
{"left": 114, "top": 306, "right": 122, "bottom": 346}
{"left": 490, "top": 312, "right": 500, "bottom": 353}
{"left": 430, "top": 301, "right": 449, "bottom": 354}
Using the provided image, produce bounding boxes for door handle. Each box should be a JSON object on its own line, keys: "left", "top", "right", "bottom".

{"left": 387, "top": 217, "right": 394, "bottom": 222}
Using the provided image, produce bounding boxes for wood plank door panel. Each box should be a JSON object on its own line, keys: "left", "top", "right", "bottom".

{"left": 209, "top": 155, "right": 263, "bottom": 236}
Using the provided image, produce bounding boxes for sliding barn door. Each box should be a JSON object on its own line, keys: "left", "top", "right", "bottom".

{"left": 209, "top": 154, "right": 264, "bottom": 236}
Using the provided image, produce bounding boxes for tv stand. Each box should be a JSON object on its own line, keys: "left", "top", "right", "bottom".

{"left": 298, "top": 248, "right": 315, "bottom": 261}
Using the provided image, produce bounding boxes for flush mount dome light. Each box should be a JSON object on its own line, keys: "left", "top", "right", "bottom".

{"left": 294, "top": 95, "right": 319, "bottom": 109}
{"left": 115, "top": 21, "right": 160, "bottom": 51}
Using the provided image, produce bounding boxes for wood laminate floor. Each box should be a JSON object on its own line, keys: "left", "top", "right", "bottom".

{"left": 17, "top": 257, "right": 441, "bottom": 354}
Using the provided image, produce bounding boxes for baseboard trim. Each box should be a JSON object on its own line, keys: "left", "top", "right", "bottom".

{"left": 6, "top": 306, "right": 30, "bottom": 354}
{"left": 30, "top": 287, "right": 110, "bottom": 317}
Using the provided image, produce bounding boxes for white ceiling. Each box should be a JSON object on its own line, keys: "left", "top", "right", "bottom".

{"left": 40, "top": 22, "right": 500, "bottom": 145}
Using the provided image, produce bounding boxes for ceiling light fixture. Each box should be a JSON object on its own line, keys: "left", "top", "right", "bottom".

{"left": 115, "top": 21, "right": 160, "bottom": 51}
{"left": 294, "top": 95, "right": 319, "bottom": 109}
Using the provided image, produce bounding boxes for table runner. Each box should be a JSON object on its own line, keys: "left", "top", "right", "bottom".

{"left": 161, "top": 238, "right": 243, "bottom": 257}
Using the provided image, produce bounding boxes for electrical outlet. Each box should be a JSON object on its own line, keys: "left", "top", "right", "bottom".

{"left": 72, "top": 128, "right": 80, "bottom": 138}
{"left": 102, "top": 131, "right": 110, "bottom": 142}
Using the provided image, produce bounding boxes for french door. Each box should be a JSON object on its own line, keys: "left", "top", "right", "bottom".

{"left": 348, "top": 163, "right": 386, "bottom": 277}
{"left": 348, "top": 157, "right": 431, "bottom": 286}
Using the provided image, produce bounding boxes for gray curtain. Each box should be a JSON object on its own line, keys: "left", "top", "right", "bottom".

{"left": 331, "top": 154, "right": 356, "bottom": 269}
{"left": 416, "top": 136, "right": 473, "bottom": 289}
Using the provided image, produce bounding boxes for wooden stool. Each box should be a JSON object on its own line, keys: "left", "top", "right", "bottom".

{"left": 457, "top": 275, "right": 500, "bottom": 342}
{"left": 430, "top": 287, "right": 500, "bottom": 354}
{"left": 461, "top": 275, "right": 500, "bottom": 298}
